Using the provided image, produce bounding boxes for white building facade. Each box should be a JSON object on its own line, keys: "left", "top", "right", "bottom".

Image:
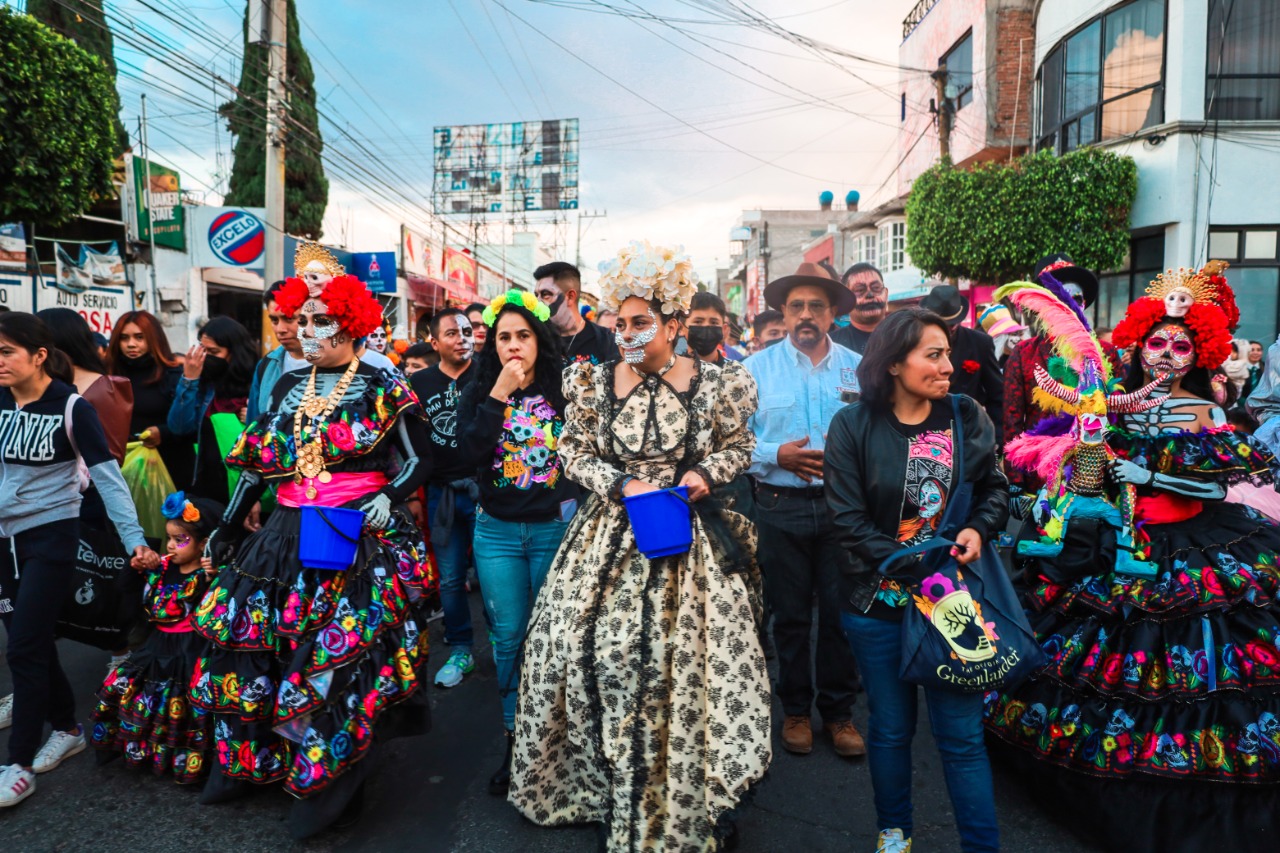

{"left": 1034, "top": 0, "right": 1280, "bottom": 340}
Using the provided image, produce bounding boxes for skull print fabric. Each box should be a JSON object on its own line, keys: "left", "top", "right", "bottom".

{"left": 493, "top": 394, "right": 563, "bottom": 490}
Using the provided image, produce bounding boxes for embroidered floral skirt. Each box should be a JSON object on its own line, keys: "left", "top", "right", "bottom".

{"left": 985, "top": 501, "right": 1280, "bottom": 851}
{"left": 188, "top": 506, "right": 435, "bottom": 799}
{"left": 90, "top": 629, "right": 211, "bottom": 784}
{"left": 510, "top": 495, "right": 771, "bottom": 853}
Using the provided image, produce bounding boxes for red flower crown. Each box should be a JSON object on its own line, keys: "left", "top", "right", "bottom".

{"left": 1111, "top": 262, "right": 1236, "bottom": 370}
{"left": 275, "top": 274, "right": 384, "bottom": 339}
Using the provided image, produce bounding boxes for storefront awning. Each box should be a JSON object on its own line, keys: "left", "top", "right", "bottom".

{"left": 406, "top": 273, "right": 477, "bottom": 309}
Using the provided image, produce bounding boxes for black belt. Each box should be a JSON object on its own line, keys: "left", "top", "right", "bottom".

{"left": 755, "top": 483, "right": 824, "bottom": 499}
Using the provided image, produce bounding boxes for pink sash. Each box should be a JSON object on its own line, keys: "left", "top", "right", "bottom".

{"left": 277, "top": 472, "right": 389, "bottom": 508}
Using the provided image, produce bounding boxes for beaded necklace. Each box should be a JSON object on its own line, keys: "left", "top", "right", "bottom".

{"left": 292, "top": 357, "right": 361, "bottom": 499}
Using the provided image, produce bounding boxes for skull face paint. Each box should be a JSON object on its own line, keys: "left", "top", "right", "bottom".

{"left": 366, "top": 326, "right": 387, "bottom": 353}
{"left": 1141, "top": 324, "right": 1196, "bottom": 381}
{"left": 298, "top": 298, "right": 341, "bottom": 360}
{"left": 615, "top": 308, "right": 659, "bottom": 364}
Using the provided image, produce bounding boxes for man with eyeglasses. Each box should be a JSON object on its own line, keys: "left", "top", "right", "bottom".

{"left": 532, "top": 261, "right": 618, "bottom": 365}
{"left": 831, "top": 263, "right": 890, "bottom": 355}
{"left": 745, "top": 262, "right": 865, "bottom": 760}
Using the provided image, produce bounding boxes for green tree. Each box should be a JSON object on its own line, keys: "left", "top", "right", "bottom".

{"left": 905, "top": 148, "right": 1138, "bottom": 285}
{"left": 221, "top": 0, "right": 328, "bottom": 238}
{"left": 0, "top": 7, "right": 117, "bottom": 225}
{"left": 26, "top": 0, "right": 130, "bottom": 156}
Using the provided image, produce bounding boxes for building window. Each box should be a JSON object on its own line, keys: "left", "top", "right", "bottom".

{"left": 851, "top": 232, "right": 877, "bottom": 267}
{"left": 1036, "top": 0, "right": 1165, "bottom": 153}
{"left": 1207, "top": 0, "right": 1280, "bottom": 120}
{"left": 1096, "top": 231, "right": 1164, "bottom": 332}
{"left": 878, "top": 222, "right": 906, "bottom": 272}
{"left": 942, "top": 31, "right": 974, "bottom": 110}
{"left": 1207, "top": 226, "right": 1280, "bottom": 342}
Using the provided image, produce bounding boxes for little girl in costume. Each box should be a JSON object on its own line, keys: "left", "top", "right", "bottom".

{"left": 90, "top": 492, "right": 224, "bottom": 783}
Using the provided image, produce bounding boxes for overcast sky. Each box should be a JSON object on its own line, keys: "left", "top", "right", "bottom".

{"left": 16, "top": 0, "right": 917, "bottom": 286}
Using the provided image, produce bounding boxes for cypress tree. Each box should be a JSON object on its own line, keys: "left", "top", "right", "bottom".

{"left": 26, "top": 0, "right": 130, "bottom": 155}
{"left": 221, "top": 0, "right": 328, "bottom": 238}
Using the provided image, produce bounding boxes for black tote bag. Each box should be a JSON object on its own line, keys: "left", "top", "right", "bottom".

{"left": 882, "top": 396, "right": 1044, "bottom": 693}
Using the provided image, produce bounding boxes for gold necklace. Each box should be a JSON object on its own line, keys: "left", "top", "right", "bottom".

{"left": 292, "top": 358, "right": 360, "bottom": 498}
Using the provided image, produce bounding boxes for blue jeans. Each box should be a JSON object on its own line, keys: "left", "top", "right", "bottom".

{"left": 841, "top": 612, "right": 999, "bottom": 853}
{"left": 427, "top": 485, "right": 476, "bottom": 648}
{"left": 473, "top": 511, "right": 568, "bottom": 730}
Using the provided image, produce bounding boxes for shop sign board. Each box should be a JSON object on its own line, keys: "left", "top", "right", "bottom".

{"left": 189, "top": 206, "right": 267, "bottom": 268}
{"left": 130, "top": 157, "right": 185, "bottom": 250}
{"left": 36, "top": 275, "right": 134, "bottom": 334}
{"left": 0, "top": 223, "right": 27, "bottom": 270}
{"left": 351, "top": 251, "right": 396, "bottom": 294}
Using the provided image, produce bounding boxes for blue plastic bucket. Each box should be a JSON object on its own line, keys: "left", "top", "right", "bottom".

{"left": 299, "top": 505, "right": 365, "bottom": 570}
{"left": 622, "top": 486, "right": 693, "bottom": 559}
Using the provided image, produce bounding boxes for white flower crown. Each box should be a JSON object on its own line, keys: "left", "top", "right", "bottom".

{"left": 597, "top": 240, "right": 700, "bottom": 315}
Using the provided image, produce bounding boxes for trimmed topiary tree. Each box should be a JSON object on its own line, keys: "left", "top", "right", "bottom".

{"left": 0, "top": 6, "right": 117, "bottom": 226}
{"left": 221, "top": 0, "right": 328, "bottom": 238}
{"left": 905, "top": 148, "right": 1138, "bottom": 285}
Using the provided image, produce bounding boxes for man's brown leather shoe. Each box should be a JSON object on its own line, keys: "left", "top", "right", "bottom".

{"left": 825, "top": 720, "right": 867, "bottom": 757}
{"left": 781, "top": 715, "right": 813, "bottom": 754}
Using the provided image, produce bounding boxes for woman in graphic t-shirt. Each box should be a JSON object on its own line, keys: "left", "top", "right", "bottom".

{"left": 456, "top": 291, "right": 577, "bottom": 796}
{"left": 823, "top": 308, "right": 1009, "bottom": 853}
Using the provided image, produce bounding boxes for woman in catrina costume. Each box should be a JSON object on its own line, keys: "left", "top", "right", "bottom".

{"left": 189, "top": 242, "right": 437, "bottom": 839}
{"left": 985, "top": 263, "right": 1280, "bottom": 852}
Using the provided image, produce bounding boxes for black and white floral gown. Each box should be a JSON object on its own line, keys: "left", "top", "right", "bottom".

{"left": 510, "top": 358, "right": 771, "bottom": 853}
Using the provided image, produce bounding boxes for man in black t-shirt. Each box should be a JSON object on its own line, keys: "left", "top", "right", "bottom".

{"left": 409, "top": 308, "right": 479, "bottom": 689}
{"left": 830, "top": 263, "right": 889, "bottom": 355}
{"left": 533, "top": 261, "right": 617, "bottom": 365}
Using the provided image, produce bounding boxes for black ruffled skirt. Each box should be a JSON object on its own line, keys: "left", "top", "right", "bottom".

{"left": 985, "top": 501, "right": 1280, "bottom": 851}
{"left": 188, "top": 506, "right": 436, "bottom": 804}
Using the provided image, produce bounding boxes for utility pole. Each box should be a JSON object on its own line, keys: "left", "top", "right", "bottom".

{"left": 932, "top": 62, "right": 952, "bottom": 162}
{"left": 575, "top": 209, "right": 607, "bottom": 267}
{"left": 140, "top": 94, "right": 160, "bottom": 314}
{"left": 262, "top": 0, "right": 288, "bottom": 311}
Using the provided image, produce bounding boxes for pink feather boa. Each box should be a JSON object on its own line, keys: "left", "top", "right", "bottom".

{"left": 1004, "top": 432, "right": 1077, "bottom": 483}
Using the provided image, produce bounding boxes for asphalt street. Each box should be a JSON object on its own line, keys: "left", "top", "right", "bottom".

{"left": 0, "top": 591, "right": 1100, "bottom": 853}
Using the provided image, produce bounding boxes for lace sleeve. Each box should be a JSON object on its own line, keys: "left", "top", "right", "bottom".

{"left": 560, "top": 362, "right": 630, "bottom": 499}
{"left": 695, "top": 362, "right": 758, "bottom": 487}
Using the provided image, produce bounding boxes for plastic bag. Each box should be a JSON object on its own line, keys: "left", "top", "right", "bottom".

{"left": 120, "top": 441, "right": 177, "bottom": 541}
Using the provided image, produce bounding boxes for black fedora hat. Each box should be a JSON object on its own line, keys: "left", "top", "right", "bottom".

{"left": 763, "top": 262, "right": 856, "bottom": 314}
{"left": 1034, "top": 253, "right": 1099, "bottom": 307}
{"left": 919, "top": 284, "right": 969, "bottom": 324}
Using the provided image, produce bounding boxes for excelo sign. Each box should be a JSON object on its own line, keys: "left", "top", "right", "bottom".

{"left": 189, "top": 206, "right": 267, "bottom": 268}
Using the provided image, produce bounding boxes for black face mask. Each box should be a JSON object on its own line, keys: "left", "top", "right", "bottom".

{"left": 763, "top": 336, "right": 784, "bottom": 348}
{"left": 123, "top": 352, "right": 154, "bottom": 369}
{"left": 201, "top": 354, "right": 229, "bottom": 383}
{"left": 686, "top": 325, "right": 724, "bottom": 356}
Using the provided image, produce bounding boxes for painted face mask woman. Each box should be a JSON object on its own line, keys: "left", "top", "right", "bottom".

{"left": 987, "top": 263, "right": 1280, "bottom": 853}
{"left": 188, "top": 242, "right": 438, "bottom": 840}
{"left": 508, "top": 242, "right": 771, "bottom": 852}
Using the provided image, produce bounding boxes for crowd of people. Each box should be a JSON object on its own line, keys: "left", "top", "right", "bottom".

{"left": 0, "top": 240, "right": 1278, "bottom": 853}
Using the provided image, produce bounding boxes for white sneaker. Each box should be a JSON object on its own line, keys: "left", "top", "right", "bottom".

{"left": 32, "top": 727, "right": 86, "bottom": 774}
{"left": 876, "top": 829, "right": 912, "bottom": 853}
{"left": 0, "top": 694, "right": 11, "bottom": 730}
{"left": 0, "top": 764, "right": 35, "bottom": 807}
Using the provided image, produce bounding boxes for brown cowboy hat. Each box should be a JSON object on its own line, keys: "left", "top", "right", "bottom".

{"left": 764, "top": 261, "right": 856, "bottom": 314}
{"left": 919, "top": 284, "right": 970, "bottom": 324}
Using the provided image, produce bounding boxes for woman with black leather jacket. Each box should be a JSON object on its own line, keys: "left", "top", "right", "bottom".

{"left": 824, "top": 308, "right": 1008, "bottom": 853}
